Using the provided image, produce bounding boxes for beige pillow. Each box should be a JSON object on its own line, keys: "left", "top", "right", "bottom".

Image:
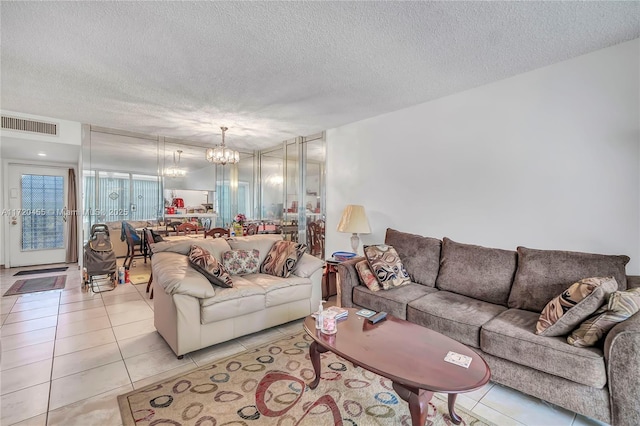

{"left": 568, "top": 287, "right": 640, "bottom": 347}
{"left": 364, "top": 244, "right": 410, "bottom": 290}
{"left": 355, "top": 260, "right": 380, "bottom": 292}
{"left": 535, "top": 277, "right": 617, "bottom": 337}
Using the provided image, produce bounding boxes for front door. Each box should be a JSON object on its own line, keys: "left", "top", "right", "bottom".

{"left": 7, "top": 164, "right": 68, "bottom": 267}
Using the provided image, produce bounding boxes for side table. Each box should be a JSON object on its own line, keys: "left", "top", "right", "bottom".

{"left": 322, "top": 257, "right": 342, "bottom": 303}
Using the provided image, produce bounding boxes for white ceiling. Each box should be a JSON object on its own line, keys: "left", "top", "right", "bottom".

{"left": 1, "top": 2, "right": 638, "bottom": 151}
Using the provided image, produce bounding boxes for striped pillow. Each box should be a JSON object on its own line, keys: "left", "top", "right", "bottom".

{"left": 535, "top": 277, "right": 617, "bottom": 336}
{"left": 261, "top": 241, "right": 307, "bottom": 278}
{"left": 188, "top": 245, "right": 233, "bottom": 288}
{"left": 568, "top": 287, "right": 640, "bottom": 347}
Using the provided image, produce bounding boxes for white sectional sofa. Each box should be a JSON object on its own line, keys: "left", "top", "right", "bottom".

{"left": 150, "top": 234, "right": 324, "bottom": 357}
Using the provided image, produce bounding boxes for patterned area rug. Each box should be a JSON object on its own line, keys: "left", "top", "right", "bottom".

{"left": 3, "top": 275, "right": 66, "bottom": 296}
{"left": 118, "top": 332, "right": 493, "bottom": 425}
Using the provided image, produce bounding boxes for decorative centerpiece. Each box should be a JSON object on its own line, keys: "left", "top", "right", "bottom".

{"left": 233, "top": 213, "right": 246, "bottom": 235}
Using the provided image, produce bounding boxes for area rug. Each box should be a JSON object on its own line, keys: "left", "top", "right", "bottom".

{"left": 13, "top": 266, "right": 68, "bottom": 276}
{"left": 3, "top": 275, "right": 66, "bottom": 296}
{"left": 118, "top": 332, "right": 493, "bottom": 425}
{"left": 129, "top": 273, "right": 151, "bottom": 285}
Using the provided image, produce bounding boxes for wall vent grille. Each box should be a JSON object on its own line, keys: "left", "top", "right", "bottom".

{"left": 1, "top": 116, "right": 58, "bottom": 135}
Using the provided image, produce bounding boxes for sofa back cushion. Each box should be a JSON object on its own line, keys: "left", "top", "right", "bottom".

{"left": 227, "top": 234, "right": 283, "bottom": 266}
{"left": 385, "top": 228, "right": 441, "bottom": 287}
{"left": 508, "top": 247, "right": 630, "bottom": 312}
{"left": 152, "top": 237, "right": 232, "bottom": 259}
{"left": 436, "top": 238, "right": 517, "bottom": 306}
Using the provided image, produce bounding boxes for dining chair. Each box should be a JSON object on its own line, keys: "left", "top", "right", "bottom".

{"left": 246, "top": 223, "right": 258, "bottom": 235}
{"left": 122, "top": 221, "right": 146, "bottom": 269}
{"left": 174, "top": 222, "right": 199, "bottom": 236}
{"left": 204, "top": 227, "right": 230, "bottom": 238}
{"left": 144, "top": 228, "right": 156, "bottom": 299}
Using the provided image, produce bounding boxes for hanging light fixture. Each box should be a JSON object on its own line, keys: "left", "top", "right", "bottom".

{"left": 164, "top": 150, "right": 187, "bottom": 178}
{"left": 206, "top": 126, "right": 240, "bottom": 165}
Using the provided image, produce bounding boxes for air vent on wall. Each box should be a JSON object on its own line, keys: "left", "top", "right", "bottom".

{"left": 1, "top": 115, "right": 58, "bottom": 136}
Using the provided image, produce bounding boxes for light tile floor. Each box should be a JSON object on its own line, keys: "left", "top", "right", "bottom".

{"left": 0, "top": 262, "right": 609, "bottom": 426}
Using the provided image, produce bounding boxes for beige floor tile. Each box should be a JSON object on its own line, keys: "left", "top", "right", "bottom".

{"left": 55, "top": 315, "right": 112, "bottom": 339}
{"left": 0, "top": 315, "right": 58, "bottom": 336}
{"left": 118, "top": 330, "right": 171, "bottom": 359}
{"left": 123, "top": 346, "right": 195, "bottom": 382}
{"left": 472, "top": 402, "right": 525, "bottom": 426}
{"left": 132, "top": 362, "right": 200, "bottom": 390}
{"left": 0, "top": 314, "right": 7, "bottom": 325}
{"left": 57, "top": 306, "right": 108, "bottom": 326}
{"left": 0, "top": 296, "right": 18, "bottom": 314}
{"left": 57, "top": 298, "right": 105, "bottom": 314}
{"left": 464, "top": 381, "right": 495, "bottom": 402}
{"left": 112, "top": 317, "right": 155, "bottom": 341}
{"left": 572, "top": 413, "right": 609, "bottom": 426}
{"left": 190, "top": 339, "right": 247, "bottom": 366}
{"left": 479, "top": 384, "right": 574, "bottom": 426}
{"left": 100, "top": 283, "right": 139, "bottom": 295}
{"left": 12, "top": 413, "right": 47, "bottom": 426}
{"left": 49, "top": 361, "right": 131, "bottom": 411}
{"left": 5, "top": 305, "right": 59, "bottom": 324}
{"left": 237, "top": 327, "right": 287, "bottom": 349}
{"left": 434, "top": 391, "right": 477, "bottom": 411}
{"left": 1, "top": 359, "right": 52, "bottom": 395}
{"left": 276, "top": 319, "right": 305, "bottom": 335}
{"left": 52, "top": 342, "right": 122, "bottom": 379}
{"left": 0, "top": 326, "right": 56, "bottom": 351}
{"left": 17, "top": 291, "right": 62, "bottom": 303}
{"left": 105, "top": 299, "right": 151, "bottom": 315}
{"left": 10, "top": 297, "right": 59, "bottom": 312}
{"left": 0, "top": 382, "right": 50, "bottom": 425}
{"left": 46, "top": 383, "right": 132, "bottom": 426}
{"left": 107, "top": 306, "right": 153, "bottom": 327}
{"left": 59, "top": 290, "right": 101, "bottom": 304}
{"left": 101, "top": 291, "right": 143, "bottom": 306}
{"left": 1, "top": 340, "right": 55, "bottom": 371}
{"left": 54, "top": 328, "right": 116, "bottom": 357}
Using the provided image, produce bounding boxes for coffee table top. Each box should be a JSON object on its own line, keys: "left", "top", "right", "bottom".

{"left": 304, "top": 308, "right": 491, "bottom": 393}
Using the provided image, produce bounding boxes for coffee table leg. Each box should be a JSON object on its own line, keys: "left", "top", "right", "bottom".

{"left": 448, "top": 393, "right": 462, "bottom": 425}
{"left": 308, "top": 341, "right": 327, "bottom": 389}
{"left": 392, "top": 382, "right": 433, "bottom": 426}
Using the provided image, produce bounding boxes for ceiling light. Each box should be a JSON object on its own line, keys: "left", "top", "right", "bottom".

{"left": 164, "top": 150, "right": 186, "bottom": 178}
{"left": 37, "top": 152, "right": 46, "bottom": 156}
{"left": 206, "top": 126, "right": 239, "bottom": 165}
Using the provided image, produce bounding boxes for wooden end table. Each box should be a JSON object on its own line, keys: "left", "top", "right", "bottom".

{"left": 303, "top": 308, "right": 491, "bottom": 426}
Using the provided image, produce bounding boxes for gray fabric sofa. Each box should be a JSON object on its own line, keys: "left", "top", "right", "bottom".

{"left": 337, "top": 228, "right": 639, "bottom": 426}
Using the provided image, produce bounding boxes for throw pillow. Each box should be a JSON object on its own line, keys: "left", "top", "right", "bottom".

{"left": 535, "top": 277, "right": 618, "bottom": 337}
{"left": 355, "top": 260, "right": 380, "bottom": 292}
{"left": 222, "top": 249, "right": 260, "bottom": 275}
{"left": 188, "top": 245, "right": 233, "bottom": 288}
{"left": 568, "top": 287, "right": 640, "bottom": 347}
{"left": 261, "top": 240, "right": 307, "bottom": 278}
{"left": 364, "top": 244, "right": 410, "bottom": 290}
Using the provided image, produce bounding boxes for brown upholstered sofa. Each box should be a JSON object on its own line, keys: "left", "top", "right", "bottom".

{"left": 337, "top": 228, "right": 639, "bottom": 426}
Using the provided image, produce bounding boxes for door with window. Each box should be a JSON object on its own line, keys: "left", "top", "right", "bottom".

{"left": 7, "top": 164, "right": 68, "bottom": 267}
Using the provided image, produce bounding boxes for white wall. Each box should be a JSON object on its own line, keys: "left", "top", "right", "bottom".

{"left": 326, "top": 39, "right": 640, "bottom": 274}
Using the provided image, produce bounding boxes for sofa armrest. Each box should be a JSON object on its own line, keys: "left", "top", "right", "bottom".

{"left": 604, "top": 310, "right": 640, "bottom": 426}
{"left": 626, "top": 275, "right": 640, "bottom": 289}
{"left": 336, "top": 257, "right": 365, "bottom": 308}
{"left": 292, "top": 253, "right": 324, "bottom": 278}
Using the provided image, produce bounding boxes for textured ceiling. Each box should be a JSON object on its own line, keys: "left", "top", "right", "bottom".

{"left": 1, "top": 1, "right": 638, "bottom": 151}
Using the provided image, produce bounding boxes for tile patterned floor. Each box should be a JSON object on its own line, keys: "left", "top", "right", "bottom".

{"left": 0, "top": 262, "right": 609, "bottom": 426}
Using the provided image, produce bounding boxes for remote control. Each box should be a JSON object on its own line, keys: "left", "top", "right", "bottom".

{"left": 368, "top": 311, "right": 387, "bottom": 324}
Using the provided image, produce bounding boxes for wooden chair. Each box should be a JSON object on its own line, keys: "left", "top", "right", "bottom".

{"left": 307, "top": 220, "right": 325, "bottom": 258}
{"left": 246, "top": 223, "right": 258, "bottom": 235}
{"left": 122, "top": 221, "right": 146, "bottom": 269}
{"left": 204, "top": 227, "right": 229, "bottom": 238}
{"left": 144, "top": 229, "right": 156, "bottom": 299}
{"left": 174, "top": 222, "right": 198, "bottom": 235}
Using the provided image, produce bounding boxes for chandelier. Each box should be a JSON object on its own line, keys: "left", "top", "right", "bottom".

{"left": 206, "top": 126, "right": 240, "bottom": 165}
{"left": 164, "top": 150, "right": 186, "bottom": 178}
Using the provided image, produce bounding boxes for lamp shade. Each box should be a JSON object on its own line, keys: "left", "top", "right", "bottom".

{"left": 337, "top": 205, "right": 371, "bottom": 234}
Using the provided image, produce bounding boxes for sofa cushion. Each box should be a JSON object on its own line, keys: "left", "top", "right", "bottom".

{"left": 292, "top": 253, "right": 324, "bottom": 278}
{"left": 407, "top": 291, "right": 506, "bottom": 348}
{"left": 536, "top": 277, "right": 617, "bottom": 337}
{"left": 384, "top": 229, "right": 441, "bottom": 287}
{"left": 242, "top": 273, "right": 312, "bottom": 308}
{"left": 481, "top": 309, "right": 607, "bottom": 388}
{"left": 352, "top": 283, "right": 437, "bottom": 320}
{"left": 261, "top": 240, "right": 307, "bottom": 278}
{"left": 508, "top": 247, "right": 630, "bottom": 312}
{"left": 188, "top": 245, "right": 233, "bottom": 288}
{"left": 435, "top": 238, "right": 517, "bottom": 306}
{"left": 152, "top": 252, "right": 216, "bottom": 299}
{"left": 356, "top": 260, "right": 380, "bottom": 291}
{"left": 227, "top": 234, "right": 283, "bottom": 266}
{"left": 200, "top": 275, "right": 265, "bottom": 323}
{"left": 152, "top": 237, "right": 232, "bottom": 258}
{"left": 222, "top": 249, "right": 260, "bottom": 275}
{"left": 568, "top": 287, "right": 640, "bottom": 347}
{"left": 364, "top": 244, "right": 411, "bottom": 290}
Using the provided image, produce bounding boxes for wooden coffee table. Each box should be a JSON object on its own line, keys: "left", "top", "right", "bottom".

{"left": 303, "top": 308, "right": 491, "bottom": 426}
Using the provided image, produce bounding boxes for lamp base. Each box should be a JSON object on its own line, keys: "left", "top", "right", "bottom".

{"left": 350, "top": 233, "right": 360, "bottom": 254}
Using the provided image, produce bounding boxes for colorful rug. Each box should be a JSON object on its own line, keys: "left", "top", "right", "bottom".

{"left": 118, "top": 332, "right": 493, "bottom": 425}
{"left": 3, "top": 275, "right": 66, "bottom": 296}
{"left": 13, "top": 266, "right": 68, "bottom": 276}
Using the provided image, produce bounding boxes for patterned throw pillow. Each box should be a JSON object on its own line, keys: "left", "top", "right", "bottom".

{"left": 355, "top": 260, "right": 380, "bottom": 292}
{"left": 261, "top": 241, "right": 307, "bottom": 278}
{"left": 222, "top": 249, "right": 260, "bottom": 275}
{"left": 568, "top": 287, "right": 640, "bottom": 347}
{"left": 364, "top": 244, "right": 410, "bottom": 290}
{"left": 535, "top": 277, "right": 617, "bottom": 337}
{"left": 188, "top": 245, "right": 233, "bottom": 288}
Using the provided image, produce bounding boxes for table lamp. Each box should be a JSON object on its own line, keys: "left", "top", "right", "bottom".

{"left": 337, "top": 205, "right": 371, "bottom": 254}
